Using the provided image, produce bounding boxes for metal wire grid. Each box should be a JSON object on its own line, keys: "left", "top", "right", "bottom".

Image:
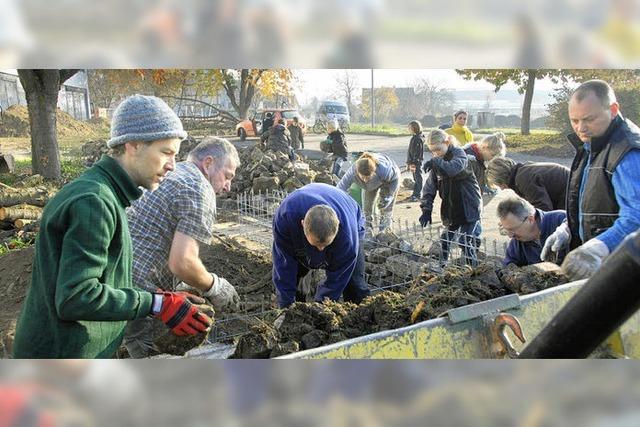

{"left": 208, "top": 190, "right": 508, "bottom": 343}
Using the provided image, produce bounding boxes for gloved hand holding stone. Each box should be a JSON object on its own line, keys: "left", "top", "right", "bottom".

{"left": 561, "top": 238, "right": 610, "bottom": 281}
{"left": 204, "top": 273, "right": 240, "bottom": 313}
{"left": 541, "top": 221, "right": 571, "bottom": 262}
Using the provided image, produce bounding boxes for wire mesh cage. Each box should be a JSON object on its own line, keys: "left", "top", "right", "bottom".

{"left": 208, "top": 190, "right": 508, "bottom": 343}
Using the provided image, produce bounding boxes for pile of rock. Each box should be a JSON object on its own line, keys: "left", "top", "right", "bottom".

{"left": 224, "top": 142, "right": 338, "bottom": 200}
{"left": 364, "top": 231, "right": 422, "bottom": 287}
{"left": 80, "top": 138, "right": 341, "bottom": 201}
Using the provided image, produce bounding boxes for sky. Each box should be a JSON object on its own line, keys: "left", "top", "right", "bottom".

{"left": 294, "top": 69, "right": 564, "bottom": 106}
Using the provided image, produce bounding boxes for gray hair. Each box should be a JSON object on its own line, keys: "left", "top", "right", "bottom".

{"left": 487, "top": 156, "right": 517, "bottom": 188}
{"left": 187, "top": 136, "right": 240, "bottom": 168}
{"left": 303, "top": 205, "right": 340, "bottom": 244}
{"left": 481, "top": 132, "right": 507, "bottom": 158}
{"left": 427, "top": 129, "right": 455, "bottom": 152}
{"left": 497, "top": 195, "right": 536, "bottom": 221}
{"left": 327, "top": 119, "right": 339, "bottom": 132}
{"left": 571, "top": 79, "right": 617, "bottom": 108}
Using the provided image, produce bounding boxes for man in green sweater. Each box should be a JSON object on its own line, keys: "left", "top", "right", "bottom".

{"left": 13, "top": 95, "right": 213, "bottom": 358}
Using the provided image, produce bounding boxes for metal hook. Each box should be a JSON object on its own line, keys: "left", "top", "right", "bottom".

{"left": 491, "top": 313, "right": 526, "bottom": 358}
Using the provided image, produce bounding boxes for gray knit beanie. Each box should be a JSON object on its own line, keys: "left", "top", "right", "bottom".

{"left": 107, "top": 94, "right": 187, "bottom": 148}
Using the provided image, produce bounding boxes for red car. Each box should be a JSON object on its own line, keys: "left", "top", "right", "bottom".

{"left": 236, "top": 109, "right": 306, "bottom": 141}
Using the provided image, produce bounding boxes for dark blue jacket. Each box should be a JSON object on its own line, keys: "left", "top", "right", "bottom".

{"left": 272, "top": 183, "right": 365, "bottom": 307}
{"left": 503, "top": 209, "right": 567, "bottom": 267}
{"left": 421, "top": 145, "right": 482, "bottom": 226}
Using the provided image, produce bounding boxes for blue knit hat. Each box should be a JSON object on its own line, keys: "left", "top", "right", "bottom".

{"left": 107, "top": 95, "right": 187, "bottom": 148}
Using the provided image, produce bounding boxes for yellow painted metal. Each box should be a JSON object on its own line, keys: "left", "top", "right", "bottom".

{"left": 280, "top": 280, "right": 640, "bottom": 359}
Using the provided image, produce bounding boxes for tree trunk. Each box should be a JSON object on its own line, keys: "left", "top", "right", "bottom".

{"left": 520, "top": 69, "right": 537, "bottom": 136}
{"left": 0, "top": 204, "right": 43, "bottom": 221}
{"left": 14, "top": 219, "right": 36, "bottom": 229}
{"left": 17, "top": 69, "right": 78, "bottom": 180}
{"left": 0, "top": 187, "right": 52, "bottom": 207}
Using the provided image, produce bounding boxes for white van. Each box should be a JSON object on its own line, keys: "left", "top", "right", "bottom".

{"left": 314, "top": 100, "right": 350, "bottom": 132}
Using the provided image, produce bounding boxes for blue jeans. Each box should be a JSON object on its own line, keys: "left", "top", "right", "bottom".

{"left": 440, "top": 221, "right": 481, "bottom": 266}
{"left": 411, "top": 164, "right": 423, "bottom": 198}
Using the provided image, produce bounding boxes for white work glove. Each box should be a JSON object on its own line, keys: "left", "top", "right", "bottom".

{"left": 541, "top": 222, "right": 571, "bottom": 262}
{"left": 204, "top": 273, "right": 240, "bottom": 313}
{"left": 561, "top": 238, "right": 610, "bottom": 281}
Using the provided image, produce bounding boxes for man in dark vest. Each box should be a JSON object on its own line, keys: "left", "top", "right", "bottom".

{"left": 541, "top": 80, "right": 640, "bottom": 280}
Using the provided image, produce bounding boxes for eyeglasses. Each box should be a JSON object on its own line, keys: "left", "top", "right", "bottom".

{"left": 499, "top": 217, "right": 528, "bottom": 237}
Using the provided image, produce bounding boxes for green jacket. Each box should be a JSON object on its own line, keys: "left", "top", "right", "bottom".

{"left": 13, "top": 155, "right": 154, "bottom": 358}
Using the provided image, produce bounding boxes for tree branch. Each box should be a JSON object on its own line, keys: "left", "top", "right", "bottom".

{"left": 161, "top": 95, "right": 239, "bottom": 122}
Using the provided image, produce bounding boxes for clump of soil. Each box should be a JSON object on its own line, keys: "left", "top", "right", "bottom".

{"left": 232, "top": 263, "right": 568, "bottom": 358}
{"left": 232, "top": 292, "right": 414, "bottom": 359}
{"left": 497, "top": 263, "right": 568, "bottom": 294}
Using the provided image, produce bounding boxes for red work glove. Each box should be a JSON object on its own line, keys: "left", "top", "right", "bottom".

{"left": 155, "top": 292, "right": 213, "bottom": 336}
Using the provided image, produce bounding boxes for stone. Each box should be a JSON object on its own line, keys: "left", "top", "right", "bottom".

{"left": 250, "top": 164, "right": 270, "bottom": 179}
{"left": 252, "top": 176, "right": 280, "bottom": 193}
{"left": 0, "top": 154, "right": 16, "bottom": 174}
{"left": 374, "top": 229, "right": 400, "bottom": 245}
{"left": 293, "top": 163, "right": 310, "bottom": 173}
{"left": 366, "top": 247, "right": 394, "bottom": 264}
{"left": 403, "top": 177, "right": 415, "bottom": 190}
{"left": 295, "top": 170, "right": 315, "bottom": 185}
{"left": 270, "top": 341, "right": 300, "bottom": 358}
{"left": 301, "top": 330, "right": 326, "bottom": 349}
{"left": 282, "top": 177, "right": 304, "bottom": 192}
{"left": 250, "top": 147, "right": 264, "bottom": 163}
{"left": 314, "top": 172, "right": 334, "bottom": 185}
{"left": 277, "top": 171, "right": 290, "bottom": 185}
{"left": 281, "top": 162, "right": 295, "bottom": 173}
{"left": 385, "top": 254, "right": 427, "bottom": 280}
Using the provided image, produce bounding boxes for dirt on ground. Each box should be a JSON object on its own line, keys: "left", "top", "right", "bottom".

{"left": 0, "top": 236, "right": 276, "bottom": 357}
{"left": 0, "top": 105, "right": 109, "bottom": 139}
{"left": 0, "top": 245, "right": 34, "bottom": 357}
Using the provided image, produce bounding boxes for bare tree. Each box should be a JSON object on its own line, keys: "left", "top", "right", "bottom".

{"left": 335, "top": 70, "right": 360, "bottom": 118}
{"left": 414, "top": 77, "right": 455, "bottom": 117}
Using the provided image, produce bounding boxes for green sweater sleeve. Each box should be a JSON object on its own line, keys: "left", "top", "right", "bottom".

{"left": 54, "top": 195, "right": 153, "bottom": 321}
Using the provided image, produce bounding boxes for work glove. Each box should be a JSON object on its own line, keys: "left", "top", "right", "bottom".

{"left": 561, "top": 238, "right": 610, "bottom": 281}
{"left": 155, "top": 292, "right": 213, "bottom": 336}
{"left": 419, "top": 210, "right": 432, "bottom": 227}
{"left": 540, "top": 222, "right": 571, "bottom": 262}
{"left": 204, "top": 273, "right": 240, "bottom": 313}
